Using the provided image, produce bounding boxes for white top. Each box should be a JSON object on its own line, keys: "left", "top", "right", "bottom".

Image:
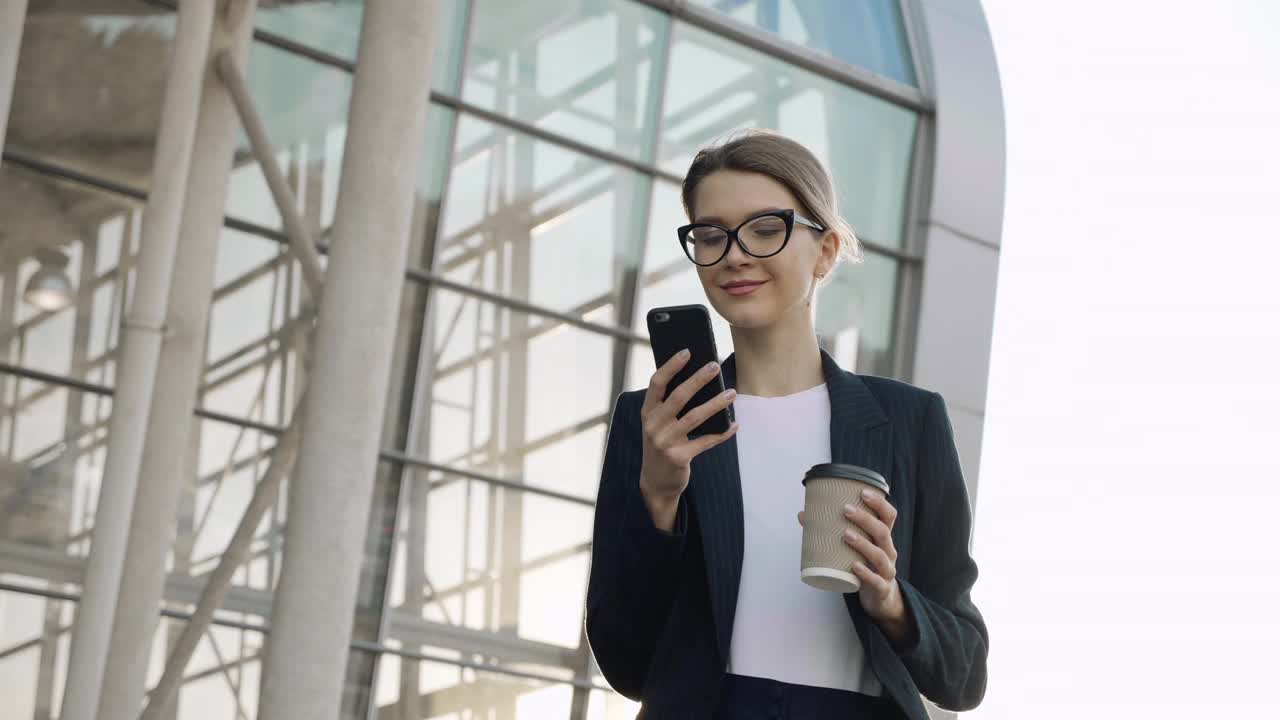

{"left": 726, "top": 382, "right": 883, "bottom": 695}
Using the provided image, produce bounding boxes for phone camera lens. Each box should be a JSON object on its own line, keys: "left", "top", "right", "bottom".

{"left": 654, "top": 312, "right": 670, "bottom": 322}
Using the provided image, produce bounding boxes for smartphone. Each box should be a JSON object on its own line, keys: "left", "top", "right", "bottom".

{"left": 646, "top": 304, "right": 734, "bottom": 437}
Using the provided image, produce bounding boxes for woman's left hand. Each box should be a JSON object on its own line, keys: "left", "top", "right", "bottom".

{"left": 797, "top": 491, "right": 912, "bottom": 643}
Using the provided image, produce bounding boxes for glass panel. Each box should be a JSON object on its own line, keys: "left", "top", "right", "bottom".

{"left": 386, "top": 467, "right": 595, "bottom": 652}
{"left": 436, "top": 115, "right": 650, "bottom": 318}
{"left": 8, "top": 3, "right": 175, "bottom": 188}
{"left": 0, "top": 372, "right": 289, "bottom": 598}
{"left": 370, "top": 647, "right": 583, "bottom": 719}
{"left": 174, "top": 418, "right": 283, "bottom": 596}
{"left": 161, "top": 619, "right": 266, "bottom": 720}
{"left": 815, "top": 253, "right": 899, "bottom": 378}
{"left": 255, "top": 0, "right": 469, "bottom": 93}
{"left": 0, "top": 162, "right": 141, "bottom": 387}
{"left": 231, "top": 40, "right": 354, "bottom": 232}
{"left": 463, "top": 0, "right": 669, "bottom": 161}
{"left": 659, "top": 22, "right": 918, "bottom": 250}
{"left": 232, "top": 40, "right": 456, "bottom": 256}
{"left": 411, "top": 287, "right": 615, "bottom": 472}
{"left": 688, "top": 0, "right": 917, "bottom": 86}
{"left": 0, "top": 588, "right": 76, "bottom": 719}
{"left": 0, "top": 380, "right": 108, "bottom": 564}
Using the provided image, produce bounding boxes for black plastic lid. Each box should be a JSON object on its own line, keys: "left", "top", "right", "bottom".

{"left": 801, "top": 463, "right": 889, "bottom": 494}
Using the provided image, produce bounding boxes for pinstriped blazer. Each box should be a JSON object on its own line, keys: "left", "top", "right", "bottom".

{"left": 585, "top": 349, "right": 988, "bottom": 719}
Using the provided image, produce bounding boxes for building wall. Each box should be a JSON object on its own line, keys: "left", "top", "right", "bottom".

{"left": 909, "top": 2, "right": 1006, "bottom": 713}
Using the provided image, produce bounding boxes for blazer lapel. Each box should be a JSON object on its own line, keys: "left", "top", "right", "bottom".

{"left": 688, "top": 348, "right": 893, "bottom": 663}
{"left": 687, "top": 353, "right": 744, "bottom": 662}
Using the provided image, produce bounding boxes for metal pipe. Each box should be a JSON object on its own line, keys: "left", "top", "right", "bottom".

{"left": 0, "top": 0, "right": 28, "bottom": 150}
{"left": 93, "top": 3, "right": 260, "bottom": 719}
{"left": 58, "top": 3, "right": 218, "bottom": 718}
{"left": 215, "top": 50, "right": 324, "bottom": 293}
{"left": 256, "top": 1, "right": 440, "bottom": 717}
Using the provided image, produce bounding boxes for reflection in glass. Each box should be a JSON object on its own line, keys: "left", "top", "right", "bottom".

{"left": 660, "top": 22, "right": 917, "bottom": 250}
{"left": 0, "top": 381, "right": 107, "bottom": 562}
{"left": 255, "top": 0, "right": 469, "bottom": 93}
{"left": 0, "top": 589, "right": 76, "bottom": 719}
{"left": 0, "top": 163, "right": 140, "bottom": 387}
{"left": 437, "top": 116, "right": 650, "bottom": 318}
{"left": 816, "top": 253, "right": 899, "bottom": 378}
{"left": 688, "top": 0, "right": 917, "bottom": 86}
{"left": 7, "top": 5, "right": 175, "bottom": 188}
{"left": 370, "top": 648, "right": 585, "bottom": 718}
{"left": 464, "top": 0, "right": 669, "bottom": 161}
{"left": 0, "top": 591, "right": 267, "bottom": 720}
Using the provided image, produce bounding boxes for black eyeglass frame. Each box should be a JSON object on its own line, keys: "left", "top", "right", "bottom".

{"left": 676, "top": 209, "right": 826, "bottom": 267}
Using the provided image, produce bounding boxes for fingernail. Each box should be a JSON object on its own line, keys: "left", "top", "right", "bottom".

{"left": 844, "top": 528, "right": 857, "bottom": 540}
{"left": 678, "top": 348, "right": 690, "bottom": 358}
{"left": 726, "top": 389, "right": 737, "bottom": 400}
{"left": 862, "top": 489, "right": 875, "bottom": 499}
{"left": 844, "top": 503, "right": 856, "bottom": 514}
{"left": 705, "top": 361, "right": 718, "bottom": 371}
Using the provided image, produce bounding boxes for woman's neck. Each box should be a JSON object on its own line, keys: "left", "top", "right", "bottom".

{"left": 729, "top": 316, "right": 824, "bottom": 398}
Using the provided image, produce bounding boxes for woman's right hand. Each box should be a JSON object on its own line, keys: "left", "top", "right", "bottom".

{"left": 638, "top": 350, "right": 739, "bottom": 527}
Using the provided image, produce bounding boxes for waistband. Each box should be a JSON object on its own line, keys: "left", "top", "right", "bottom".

{"left": 714, "top": 672, "right": 904, "bottom": 720}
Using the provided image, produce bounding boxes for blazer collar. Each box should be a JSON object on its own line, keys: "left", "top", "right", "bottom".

{"left": 690, "top": 347, "right": 891, "bottom": 661}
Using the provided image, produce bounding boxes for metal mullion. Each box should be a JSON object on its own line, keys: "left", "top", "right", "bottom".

{"left": 0, "top": 581, "right": 615, "bottom": 692}
{"left": 410, "top": 269, "right": 646, "bottom": 343}
{"left": 632, "top": 0, "right": 930, "bottom": 112}
{"left": 896, "top": 0, "right": 934, "bottom": 100}
{"left": 0, "top": 364, "right": 286, "bottom": 437}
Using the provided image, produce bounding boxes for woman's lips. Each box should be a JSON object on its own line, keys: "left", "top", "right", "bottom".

{"left": 722, "top": 281, "right": 765, "bottom": 296}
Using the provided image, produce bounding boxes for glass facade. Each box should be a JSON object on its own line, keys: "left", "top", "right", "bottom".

{"left": 0, "top": 1, "right": 925, "bottom": 718}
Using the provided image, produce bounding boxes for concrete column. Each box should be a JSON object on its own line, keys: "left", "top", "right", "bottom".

{"left": 0, "top": 0, "right": 27, "bottom": 150}
{"left": 59, "top": 3, "right": 218, "bottom": 719}
{"left": 257, "top": 2, "right": 439, "bottom": 718}
{"left": 94, "top": 3, "right": 263, "bottom": 716}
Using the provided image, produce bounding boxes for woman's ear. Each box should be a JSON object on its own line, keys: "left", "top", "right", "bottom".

{"left": 818, "top": 230, "right": 841, "bottom": 278}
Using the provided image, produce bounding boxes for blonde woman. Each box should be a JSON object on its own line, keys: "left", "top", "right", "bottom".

{"left": 585, "top": 130, "right": 988, "bottom": 719}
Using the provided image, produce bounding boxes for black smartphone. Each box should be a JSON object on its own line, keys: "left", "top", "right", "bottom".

{"left": 646, "top": 303, "right": 734, "bottom": 437}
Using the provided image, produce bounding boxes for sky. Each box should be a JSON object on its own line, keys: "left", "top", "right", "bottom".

{"left": 969, "top": 1, "right": 1280, "bottom": 717}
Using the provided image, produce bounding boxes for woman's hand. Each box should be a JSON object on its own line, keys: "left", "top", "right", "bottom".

{"left": 797, "top": 491, "right": 914, "bottom": 646}
{"left": 638, "top": 350, "right": 739, "bottom": 529}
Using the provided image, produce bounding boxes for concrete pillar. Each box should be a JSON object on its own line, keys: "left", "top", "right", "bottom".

{"left": 257, "top": 1, "right": 439, "bottom": 718}
{"left": 59, "top": 3, "right": 218, "bottom": 719}
{"left": 94, "top": 4, "right": 264, "bottom": 716}
{"left": 0, "top": 0, "right": 27, "bottom": 150}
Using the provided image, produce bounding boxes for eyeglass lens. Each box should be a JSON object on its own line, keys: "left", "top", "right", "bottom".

{"left": 685, "top": 215, "right": 789, "bottom": 265}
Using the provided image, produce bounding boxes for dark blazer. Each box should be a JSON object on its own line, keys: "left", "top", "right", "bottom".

{"left": 585, "top": 348, "right": 988, "bottom": 719}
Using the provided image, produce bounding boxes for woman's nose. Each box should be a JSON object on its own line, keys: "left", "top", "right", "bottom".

{"left": 722, "top": 236, "right": 751, "bottom": 266}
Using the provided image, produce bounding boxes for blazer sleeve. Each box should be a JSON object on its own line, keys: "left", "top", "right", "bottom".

{"left": 584, "top": 390, "right": 690, "bottom": 700}
{"left": 894, "top": 391, "right": 990, "bottom": 711}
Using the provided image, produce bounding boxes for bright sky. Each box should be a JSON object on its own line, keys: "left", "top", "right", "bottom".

{"left": 970, "top": 1, "right": 1280, "bottom": 717}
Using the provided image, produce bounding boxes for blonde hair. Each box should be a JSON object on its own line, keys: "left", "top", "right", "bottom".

{"left": 680, "top": 129, "right": 864, "bottom": 273}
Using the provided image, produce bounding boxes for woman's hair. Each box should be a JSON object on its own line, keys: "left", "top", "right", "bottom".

{"left": 681, "top": 128, "right": 864, "bottom": 270}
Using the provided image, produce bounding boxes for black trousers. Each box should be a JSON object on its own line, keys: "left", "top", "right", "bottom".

{"left": 713, "top": 673, "right": 907, "bottom": 720}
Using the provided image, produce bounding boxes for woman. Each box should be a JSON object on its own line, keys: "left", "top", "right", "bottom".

{"left": 585, "top": 129, "right": 988, "bottom": 719}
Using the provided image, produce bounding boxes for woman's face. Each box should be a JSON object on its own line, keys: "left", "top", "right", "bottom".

{"left": 689, "top": 169, "right": 837, "bottom": 330}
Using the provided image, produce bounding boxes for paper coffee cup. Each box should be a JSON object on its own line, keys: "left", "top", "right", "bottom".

{"left": 800, "top": 463, "right": 890, "bottom": 593}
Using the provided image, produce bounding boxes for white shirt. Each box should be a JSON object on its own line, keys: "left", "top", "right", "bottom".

{"left": 726, "top": 382, "right": 883, "bottom": 695}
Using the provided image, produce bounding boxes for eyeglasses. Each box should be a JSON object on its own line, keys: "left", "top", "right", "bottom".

{"left": 677, "top": 209, "right": 825, "bottom": 267}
